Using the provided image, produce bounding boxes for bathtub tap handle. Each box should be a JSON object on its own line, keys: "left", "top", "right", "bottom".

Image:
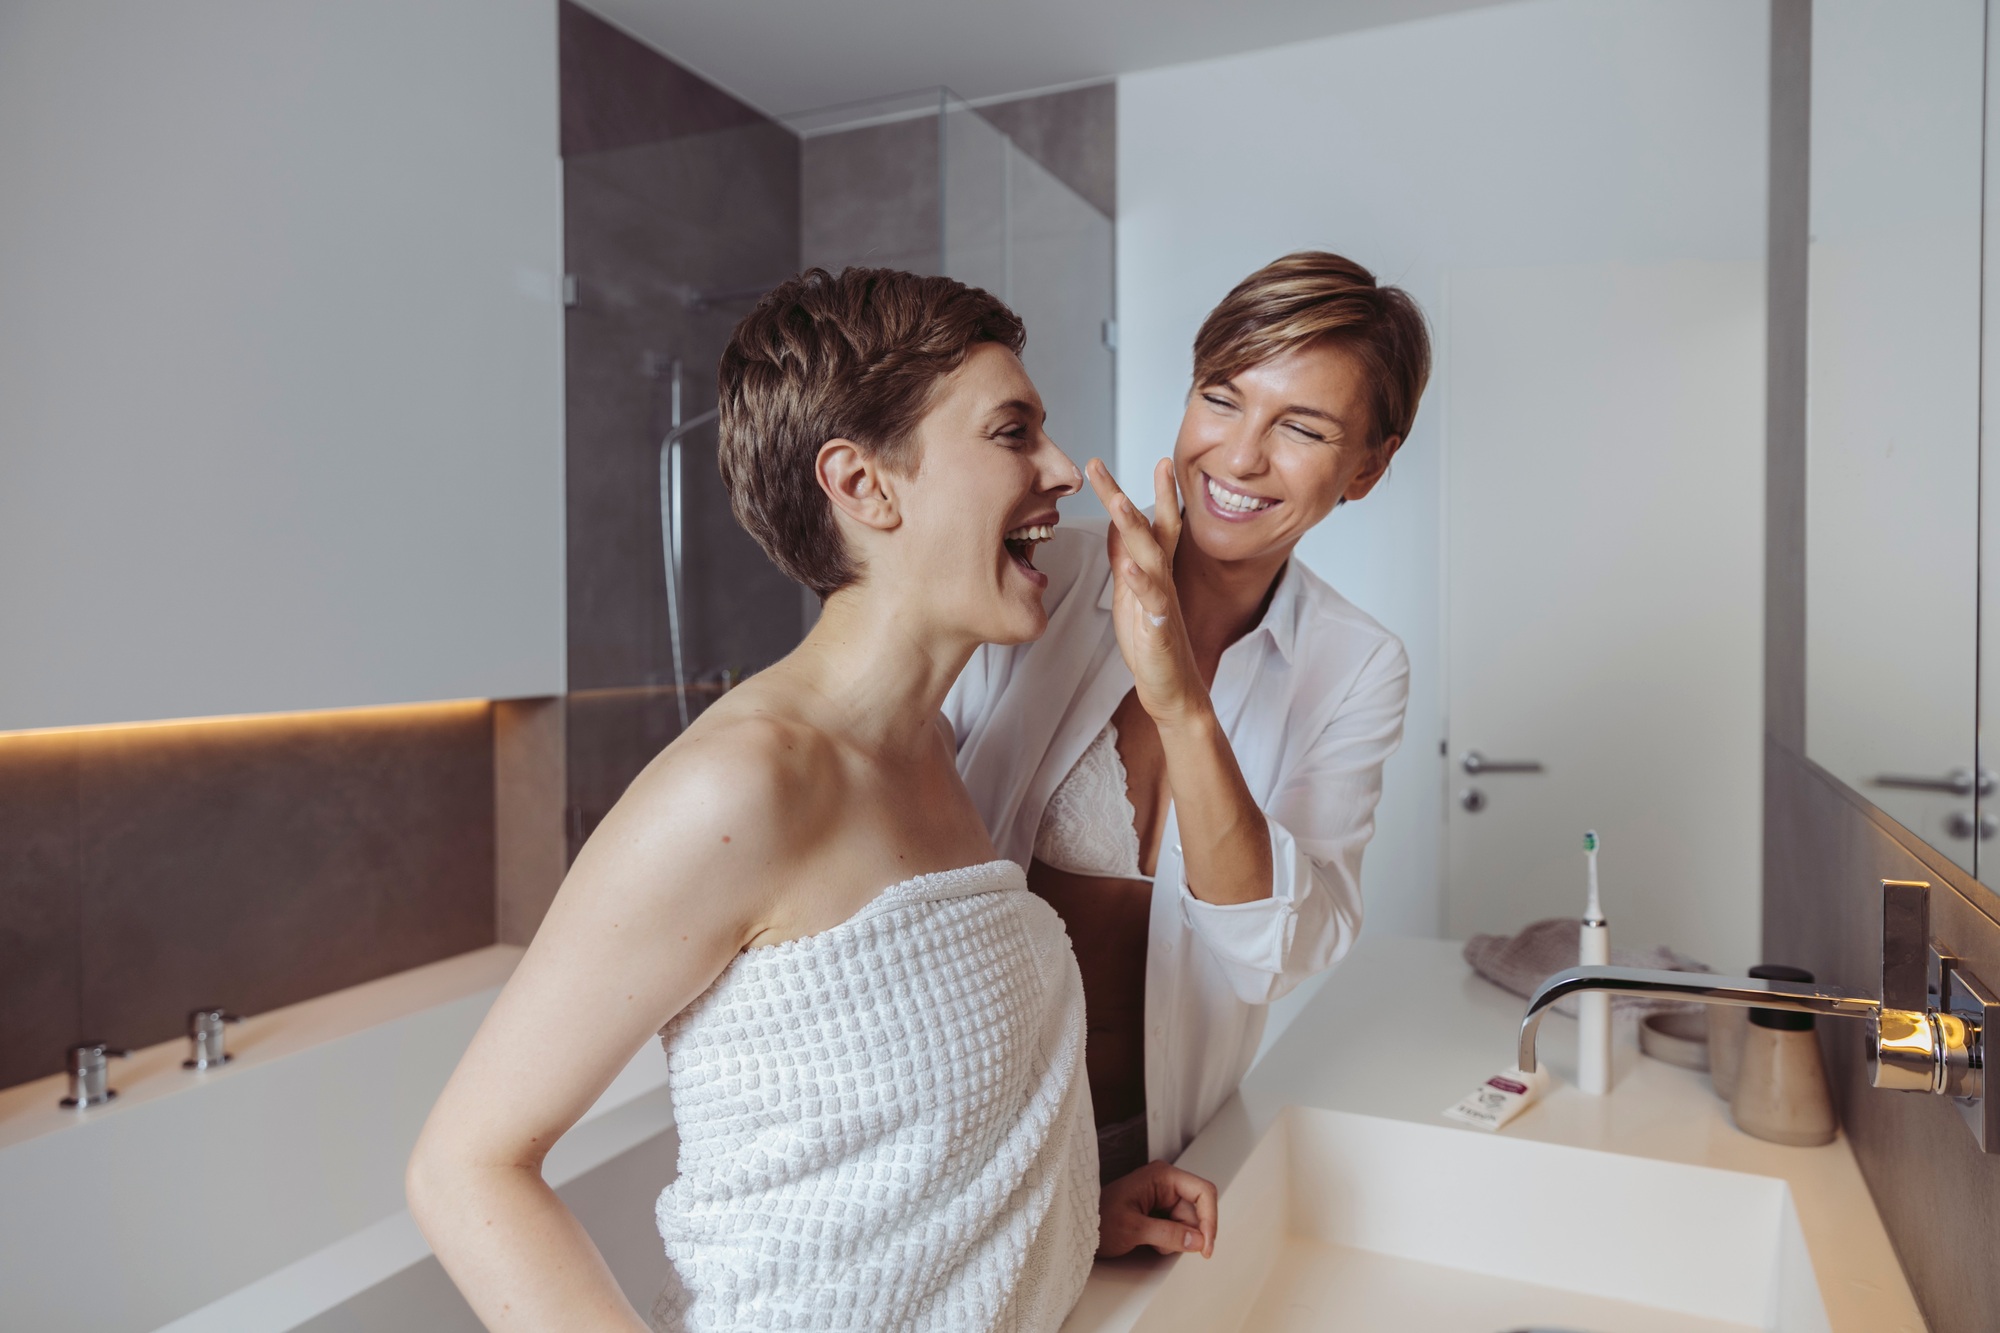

{"left": 183, "top": 1007, "right": 242, "bottom": 1071}
{"left": 60, "top": 1041, "right": 131, "bottom": 1109}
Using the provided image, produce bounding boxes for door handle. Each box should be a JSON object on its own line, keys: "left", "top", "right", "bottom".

{"left": 1462, "top": 749, "right": 1545, "bottom": 776}
{"left": 1943, "top": 810, "right": 1999, "bottom": 841}
{"left": 1874, "top": 768, "right": 1995, "bottom": 797}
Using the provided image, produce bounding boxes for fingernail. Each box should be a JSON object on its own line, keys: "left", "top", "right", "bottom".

{"left": 1184, "top": 1230, "right": 1199, "bottom": 1250}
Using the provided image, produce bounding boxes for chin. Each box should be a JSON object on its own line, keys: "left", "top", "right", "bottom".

{"left": 974, "top": 601, "right": 1048, "bottom": 647}
{"left": 1185, "top": 513, "right": 1266, "bottom": 563}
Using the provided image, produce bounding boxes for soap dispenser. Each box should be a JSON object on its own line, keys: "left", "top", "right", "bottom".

{"left": 1729, "top": 963, "right": 1838, "bottom": 1147}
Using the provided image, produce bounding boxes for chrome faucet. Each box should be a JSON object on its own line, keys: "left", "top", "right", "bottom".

{"left": 1518, "top": 879, "right": 1999, "bottom": 1153}
{"left": 60, "top": 1041, "right": 131, "bottom": 1109}
{"left": 183, "top": 1007, "right": 241, "bottom": 1070}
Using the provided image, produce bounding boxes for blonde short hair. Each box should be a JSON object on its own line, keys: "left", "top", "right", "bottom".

{"left": 1192, "top": 252, "right": 1430, "bottom": 447}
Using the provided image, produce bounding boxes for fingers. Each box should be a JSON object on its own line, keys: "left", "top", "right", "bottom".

{"left": 1090, "top": 459, "right": 1177, "bottom": 632}
{"left": 1132, "top": 1215, "right": 1207, "bottom": 1257}
{"left": 1152, "top": 458, "right": 1183, "bottom": 560}
{"left": 1096, "top": 1162, "right": 1218, "bottom": 1260}
{"left": 1096, "top": 1193, "right": 1207, "bottom": 1259}
{"left": 1117, "top": 556, "right": 1175, "bottom": 625}
{"left": 1084, "top": 456, "right": 1128, "bottom": 513}
{"left": 1088, "top": 459, "right": 1167, "bottom": 569}
{"left": 1152, "top": 1165, "right": 1218, "bottom": 1258}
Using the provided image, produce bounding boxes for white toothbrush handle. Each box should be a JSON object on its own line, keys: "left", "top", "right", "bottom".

{"left": 1578, "top": 921, "right": 1611, "bottom": 1094}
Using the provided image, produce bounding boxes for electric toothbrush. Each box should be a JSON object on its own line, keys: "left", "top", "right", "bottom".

{"left": 1578, "top": 830, "right": 1611, "bottom": 1094}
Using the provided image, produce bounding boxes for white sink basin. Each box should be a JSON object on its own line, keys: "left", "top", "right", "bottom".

{"left": 1126, "top": 1106, "right": 1830, "bottom": 1333}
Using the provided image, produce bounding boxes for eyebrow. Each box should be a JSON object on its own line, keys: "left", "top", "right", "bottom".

{"left": 1212, "top": 379, "right": 1348, "bottom": 429}
{"left": 989, "top": 397, "right": 1046, "bottom": 423}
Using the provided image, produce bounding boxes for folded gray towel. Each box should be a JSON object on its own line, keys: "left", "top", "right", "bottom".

{"left": 1463, "top": 917, "right": 1710, "bottom": 1018}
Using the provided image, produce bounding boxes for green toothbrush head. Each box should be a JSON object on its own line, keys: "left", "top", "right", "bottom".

{"left": 1583, "top": 830, "right": 1599, "bottom": 853}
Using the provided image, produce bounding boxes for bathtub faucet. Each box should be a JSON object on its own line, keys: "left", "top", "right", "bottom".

{"left": 183, "top": 1007, "right": 242, "bottom": 1071}
{"left": 60, "top": 1041, "right": 131, "bottom": 1109}
{"left": 1516, "top": 880, "right": 2000, "bottom": 1153}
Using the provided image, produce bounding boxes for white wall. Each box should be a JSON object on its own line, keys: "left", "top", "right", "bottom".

{"left": 0, "top": 0, "right": 566, "bottom": 732}
{"left": 1117, "top": 0, "right": 1768, "bottom": 944}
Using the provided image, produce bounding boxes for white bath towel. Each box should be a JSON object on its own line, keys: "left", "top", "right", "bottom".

{"left": 652, "top": 859, "right": 1098, "bottom": 1333}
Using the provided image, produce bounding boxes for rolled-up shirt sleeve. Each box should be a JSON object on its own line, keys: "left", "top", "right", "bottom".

{"left": 1177, "top": 637, "right": 1410, "bottom": 1004}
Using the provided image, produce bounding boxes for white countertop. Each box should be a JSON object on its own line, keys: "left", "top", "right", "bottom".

{"left": 1066, "top": 935, "right": 1923, "bottom": 1333}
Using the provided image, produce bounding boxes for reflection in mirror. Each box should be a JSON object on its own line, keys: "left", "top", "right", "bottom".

{"left": 1805, "top": 0, "right": 1985, "bottom": 871}
{"left": 1986, "top": 8, "right": 2000, "bottom": 880}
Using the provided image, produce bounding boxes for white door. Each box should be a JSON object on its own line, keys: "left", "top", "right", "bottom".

{"left": 1443, "top": 260, "right": 1765, "bottom": 973}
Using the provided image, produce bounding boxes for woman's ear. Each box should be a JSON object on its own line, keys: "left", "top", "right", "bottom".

{"left": 817, "top": 438, "right": 903, "bottom": 533}
{"left": 1342, "top": 435, "right": 1403, "bottom": 503}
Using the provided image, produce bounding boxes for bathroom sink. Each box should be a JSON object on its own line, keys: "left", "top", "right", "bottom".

{"left": 1125, "top": 1106, "right": 1829, "bottom": 1333}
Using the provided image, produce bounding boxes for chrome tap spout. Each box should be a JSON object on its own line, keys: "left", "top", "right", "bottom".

{"left": 1517, "top": 965, "right": 1881, "bottom": 1073}
{"left": 1508, "top": 882, "right": 2000, "bottom": 1153}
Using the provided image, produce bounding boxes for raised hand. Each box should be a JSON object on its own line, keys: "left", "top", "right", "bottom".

{"left": 1086, "top": 458, "right": 1209, "bottom": 728}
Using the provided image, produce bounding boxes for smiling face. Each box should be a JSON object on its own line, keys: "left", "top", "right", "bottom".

{"left": 1174, "top": 340, "right": 1401, "bottom": 568}
{"left": 866, "top": 342, "right": 1082, "bottom": 645}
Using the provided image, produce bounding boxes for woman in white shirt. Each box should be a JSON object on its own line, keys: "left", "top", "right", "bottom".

{"left": 946, "top": 252, "right": 1429, "bottom": 1184}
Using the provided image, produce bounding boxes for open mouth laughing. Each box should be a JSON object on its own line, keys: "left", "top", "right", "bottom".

{"left": 1201, "top": 472, "right": 1278, "bottom": 520}
{"left": 1003, "top": 520, "right": 1056, "bottom": 587}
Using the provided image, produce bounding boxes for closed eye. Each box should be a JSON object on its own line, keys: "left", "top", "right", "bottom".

{"left": 1283, "top": 420, "right": 1327, "bottom": 442}
{"left": 1201, "top": 392, "right": 1238, "bottom": 412}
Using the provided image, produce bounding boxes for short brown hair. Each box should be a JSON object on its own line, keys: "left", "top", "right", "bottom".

{"left": 1192, "top": 252, "right": 1431, "bottom": 447}
{"left": 717, "top": 267, "right": 1025, "bottom": 598}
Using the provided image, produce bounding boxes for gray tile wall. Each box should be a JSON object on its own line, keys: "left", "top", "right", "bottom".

{"left": 1764, "top": 3, "right": 2000, "bottom": 1327}
{"left": 563, "top": 122, "right": 804, "bottom": 693}
{"left": 977, "top": 84, "right": 1116, "bottom": 220}
{"left": 801, "top": 116, "right": 943, "bottom": 274}
{"left": 557, "top": 0, "right": 805, "bottom": 878}
{"left": 559, "top": 2, "right": 764, "bottom": 157}
{"left": 561, "top": 685, "right": 686, "bottom": 859}
{"left": 799, "top": 82, "right": 1114, "bottom": 281}
{"left": 0, "top": 707, "right": 495, "bottom": 1089}
{"left": 495, "top": 697, "right": 566, "bottom": 947}
{"left": 0, "top": 732, "right": 81, "bottom": 1087}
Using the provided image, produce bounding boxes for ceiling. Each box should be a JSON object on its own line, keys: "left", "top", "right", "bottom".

{"left": 578, "top": 0, "right": 1514, "bottom": 117}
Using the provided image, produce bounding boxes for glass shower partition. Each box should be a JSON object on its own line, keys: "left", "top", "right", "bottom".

{"left": 795, "top": 88, "right": 1116, "bottom": 520}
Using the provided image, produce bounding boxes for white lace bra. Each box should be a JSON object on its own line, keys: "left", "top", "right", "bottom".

{"left": 1032, "top": 722, "right": 1146, "bottom": 879}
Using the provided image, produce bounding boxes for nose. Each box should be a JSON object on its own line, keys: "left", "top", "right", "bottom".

{"left": 1037, "top": 435, "right": 1084, "bottom": 498}
{"left": 1220, "top": 417, "right": 1272, "bottom": 478}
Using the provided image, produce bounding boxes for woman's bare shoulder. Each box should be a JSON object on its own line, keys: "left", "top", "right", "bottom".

{"left": 609, "top": 691, "right": 841, "bottom": 856}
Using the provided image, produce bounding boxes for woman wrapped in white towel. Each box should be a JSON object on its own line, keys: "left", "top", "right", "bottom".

{"left": 407, "top": 267, "right": 1218, "bottom": 1333}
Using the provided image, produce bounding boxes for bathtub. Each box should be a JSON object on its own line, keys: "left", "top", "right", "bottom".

{"left": 0, "top": 947, "right": 676, "bottom": 1332}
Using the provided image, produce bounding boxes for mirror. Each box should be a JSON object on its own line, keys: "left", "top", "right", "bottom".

{"left": 1984, "top": 9, "right": 2000, "bottom": 868}
{"left": 1805, "top": 0, "right": 1986, "bottom": 871}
